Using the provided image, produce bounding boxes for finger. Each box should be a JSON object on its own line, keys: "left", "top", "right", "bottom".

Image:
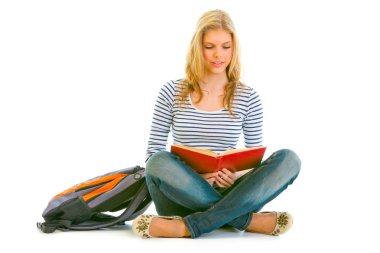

{"left": 222, "top": 168, "right": 231, "bottom": 173}
{"left": 216, "top": 174, "right": 231, "bottom": 188}
{"left": 222, "top": 168, "right": 237, "bottom": 180}
{"left": 200, "top": 172, "right": 217, "bottom": 180}
{"left": 218, "top": 171, "right": 234, "bottom": 185}
{"left": 215, "top": 178, "right": 226, "bottom": 188}
{"left": 206, "top": 178, "right": 215, "bottom": 186}
{"left": 202, "top": 172, "right": 214, "bottom": 178}
{"left": 221, "top": 169, "right": 237, "bottom": 182}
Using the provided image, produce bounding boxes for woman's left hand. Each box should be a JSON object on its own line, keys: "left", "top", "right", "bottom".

{"left": 215, "top": 168, "right": 237, "bottom": 188}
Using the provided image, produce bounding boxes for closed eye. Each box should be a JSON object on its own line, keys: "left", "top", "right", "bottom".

{"left": 204, "top": 46, "right": 231, "bottom": 49}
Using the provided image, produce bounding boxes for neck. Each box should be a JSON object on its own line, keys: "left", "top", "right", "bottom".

{"left": 200, "top": 72, "right": 228, "bottom": 92}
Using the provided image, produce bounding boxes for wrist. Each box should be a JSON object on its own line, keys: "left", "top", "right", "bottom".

{"left": 236, "top": 168, "right": 252, "bottom": 179}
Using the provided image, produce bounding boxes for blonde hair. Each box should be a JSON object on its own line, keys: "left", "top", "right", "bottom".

{"left": 178, "top": 9, "right": 243, "bottom": 116}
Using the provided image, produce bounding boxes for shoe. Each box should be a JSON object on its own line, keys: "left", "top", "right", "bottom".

{"left": 248, "top": 211, "right": 293, "bottom": 236}
{"left": 269, "top": 212, "right": 293, "bottom": 236}
{"left": 131, "top": 214, "right": 183, "bottom": 238}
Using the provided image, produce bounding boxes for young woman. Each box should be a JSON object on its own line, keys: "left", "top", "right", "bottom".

{"left": 132, "top": 9, "right": 301, "bottom": 239}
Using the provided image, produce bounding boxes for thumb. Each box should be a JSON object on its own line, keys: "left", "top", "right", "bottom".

{"left": 204, "top": 172, "right": 217, "bottom": 178}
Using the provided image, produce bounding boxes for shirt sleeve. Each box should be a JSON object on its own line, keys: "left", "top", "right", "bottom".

{"left": 145, "top": 81, "right": 175, "bottom": 163}
{"left": 243, "top": 88, "right": 263, "bottom": 147}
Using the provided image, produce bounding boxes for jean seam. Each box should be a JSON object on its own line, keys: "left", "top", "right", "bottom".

{"left": 238, "top": 212, "right": 253, "bottom": 231}
{"left": 183, "top": 216, "right": 197, "bottom": 238}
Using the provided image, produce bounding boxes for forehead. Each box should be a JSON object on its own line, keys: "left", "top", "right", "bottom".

{"left": 203, "top": 28, "right": 232, "bottom": 44}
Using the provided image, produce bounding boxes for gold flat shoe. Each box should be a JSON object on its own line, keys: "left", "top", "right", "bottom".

{"left": 131, "top": 214, "right": 183, "bottom": 238}
{"left": 269, "top": 212, "right": 293, "bottom": 236}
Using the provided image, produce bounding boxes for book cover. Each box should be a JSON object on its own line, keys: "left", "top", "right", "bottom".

{"left": 170, "top": 144, "right": 266, "bottom": 173}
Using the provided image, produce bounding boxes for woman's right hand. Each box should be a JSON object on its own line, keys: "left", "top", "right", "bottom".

{"left": 199, "top": 172, "right": 218, "bottom": 186}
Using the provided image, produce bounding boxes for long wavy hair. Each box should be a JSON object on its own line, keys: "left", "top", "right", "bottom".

{"left": 178, "top": 9, "right": 243, "bottom": 116}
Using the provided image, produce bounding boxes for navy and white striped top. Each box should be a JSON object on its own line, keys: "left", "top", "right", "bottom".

{"left": 145, "top": 79, "right": 263, "bottom": 163}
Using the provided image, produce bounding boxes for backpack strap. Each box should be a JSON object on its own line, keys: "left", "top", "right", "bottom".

{"left": 69, "top": 178, "right": 151, "bottom": 230}
{"left": 37, "top": 179, "right": 151, "bottom": 232}
{"left": 37, "top": 220, "right": 71, "bottom": 233}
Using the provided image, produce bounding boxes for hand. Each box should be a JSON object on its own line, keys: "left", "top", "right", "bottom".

{"left": 199, "top": 172, "right": 218, "bottom": 186}
{"left": 215, "top": 168, "right": 237, "bottom": 188}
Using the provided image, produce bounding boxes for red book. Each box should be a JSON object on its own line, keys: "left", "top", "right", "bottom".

{"left": 170, "top": 144, "right": 266, "bottom": 173}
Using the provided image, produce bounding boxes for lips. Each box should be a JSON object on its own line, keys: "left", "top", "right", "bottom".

{"left": 210, "top": 61, "right": 224, "bottom": 67}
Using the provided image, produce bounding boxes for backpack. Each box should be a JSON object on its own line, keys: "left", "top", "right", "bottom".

{"left": 37, "top": 165, "right": 152, "bottom": 233}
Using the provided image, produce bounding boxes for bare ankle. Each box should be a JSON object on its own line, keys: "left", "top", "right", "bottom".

{"left": 149, "top": 217, "right": 190, "bottom": 238}
{"left": 246, "top": 212, "right": 277, "bottom": 234}
{"left": 179, "top": 221, "right": 191, "bottom": 237}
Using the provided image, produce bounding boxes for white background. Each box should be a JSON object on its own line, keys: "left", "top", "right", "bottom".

{"left": 1, "top": 0, "right": 379, "bottom": 252}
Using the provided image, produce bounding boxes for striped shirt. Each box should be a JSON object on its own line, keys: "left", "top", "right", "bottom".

{"left": 145, "top": 79, "right": 263, "bottom": 163}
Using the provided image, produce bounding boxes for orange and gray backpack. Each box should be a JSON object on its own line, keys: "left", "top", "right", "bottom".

{"left": 37, "top": 165, "right": 151, "bottom": 233}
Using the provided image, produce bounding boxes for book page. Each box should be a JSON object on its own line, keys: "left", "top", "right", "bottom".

{"left": 172, "top": 144, "right": 217, "bottom": 157}
{"left": 220, "top": 146, "right": 262, "bottom": 156}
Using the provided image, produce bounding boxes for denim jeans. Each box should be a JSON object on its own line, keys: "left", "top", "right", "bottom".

{"left": 145, "top": 149, "right": 301, "bottom": 238}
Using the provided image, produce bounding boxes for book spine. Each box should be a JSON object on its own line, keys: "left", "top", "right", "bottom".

{"left": 216, "top": 157, "right": 222, "bottom": 171}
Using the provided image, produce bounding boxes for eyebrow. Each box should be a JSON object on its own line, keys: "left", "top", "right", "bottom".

{"left": 203, "top": 41, "right": 232, "bottom": 45}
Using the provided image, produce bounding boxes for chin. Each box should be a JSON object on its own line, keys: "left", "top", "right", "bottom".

{"left": 207, "top": 68, "right": 227, "bottom": 75}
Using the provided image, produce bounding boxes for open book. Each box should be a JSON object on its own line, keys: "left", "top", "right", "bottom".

{"left": 170, "top": 144, "right": 266, "bottom": 173}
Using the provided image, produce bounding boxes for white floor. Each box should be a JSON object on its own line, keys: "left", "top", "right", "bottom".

{"left": 23, "top": 202, "right": 376, "bottom": 253}
{"left": 29, "top": 208, "right": 332, "bottom": 253}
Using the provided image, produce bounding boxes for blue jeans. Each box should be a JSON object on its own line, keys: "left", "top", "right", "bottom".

{"left": 145, "top": 149, "right": 301, "bottom": 238}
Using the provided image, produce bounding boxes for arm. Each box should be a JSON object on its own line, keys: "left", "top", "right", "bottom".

{"left": 235, "top": 168, "right": 253, "bottom": 179}
{"left": 200, "top": 88, "right": 263, "bottom": 188}
{"left": 145, "top": 82, "right": 175, "bottom": 163}
{"left": 242, "top": 88, "right": 263, "bottom": 148}
{"left": 224, "top": 88, "right": 263, "bottom": 183}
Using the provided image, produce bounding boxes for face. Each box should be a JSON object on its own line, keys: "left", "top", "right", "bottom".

{"left": 202, "top": 28, "right": 233, "bottom": 76}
